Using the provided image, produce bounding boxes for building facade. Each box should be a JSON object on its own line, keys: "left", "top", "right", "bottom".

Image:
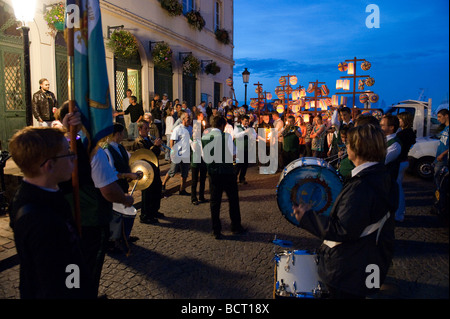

{"left": 0, "top": 0, "right": 234, "bottom": 149}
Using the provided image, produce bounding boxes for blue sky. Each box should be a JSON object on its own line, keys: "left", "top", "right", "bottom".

{"left": 232, "top": 0, "right": 449, "bottom": 112}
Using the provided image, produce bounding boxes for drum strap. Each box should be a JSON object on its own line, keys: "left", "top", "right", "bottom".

{"left": 323, "top": 212, "right": 390, "bottom": 248}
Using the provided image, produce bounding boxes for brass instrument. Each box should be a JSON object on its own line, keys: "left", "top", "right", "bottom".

{"left": 149, "top": 134, "right": 171, "bottom": 152}
{"left": 281, "top": 126, "right": 296, "bottom": 137}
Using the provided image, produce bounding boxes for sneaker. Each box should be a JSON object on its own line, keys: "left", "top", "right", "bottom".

{"left": 179, "top": 190, "right": 190, "bottom": 196}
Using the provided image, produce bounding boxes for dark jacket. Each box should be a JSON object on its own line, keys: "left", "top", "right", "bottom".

{"left": 10, "top": 181, "right": 96, "bottom": 299}
{"left": 396, "top": 128, "right": 416, "bottom": 162}
{"left": 32, "top": 90, "right": 57, "bottom": 121}
{"left": 300, "top": 163, "right": 395, "bottom": 297}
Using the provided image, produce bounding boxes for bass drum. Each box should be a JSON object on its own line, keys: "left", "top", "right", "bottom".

{"left": 276, "top": 157, "right": 343, "bottom": 226}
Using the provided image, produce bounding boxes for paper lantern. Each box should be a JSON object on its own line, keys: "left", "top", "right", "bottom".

{"left": 369, "top": 93, "right": 379, "bottom": 103}
{"left": 332, "top": 95, "right": 339, "bottom": 107}
{"left": 321, "top": 85, "right": 330, "bottom": 96}
{"left": 336, "top": 79, "right": 343, "bottom": 90}
{"left": 340, "top": 96, "right": 347, "bottom": 105}
{"left": 300, "top": 88, "right": 306, "bottom": 98}
{"left": 372, "top": 110, "right": 382, "bottom": 120}
{"left": 279, "top": 77, "right": 286, "bottom": 86}
{"left": 290, "top": 76, "right": 298, "bottom": 85}
{"left": 338, "top": 62, "right": 348, "bottom": 72}
{"left": 303, "top": 114, "right": 310, "bottom": 123}
{"left": 227, "top": 98, "right": 233, "bottom": 106}
{"left": 291, "top": 103, "right": 299, "bottom": 113}
{"left": 307, "top": 83, "right": 315, "bottom": 93}
{"left": 226, "top": 77, "right": 233, "bottom": 87}
{"left": 276, "top": 91, "right": 284, "bottom": 99}
{"left": 255, "top": 86, "right": 262, "bottom": 94}
{"left": 365, "top": 77, "right": 375, "bottom": 86}
{"left": 343, "top": 79, "right": 350, "bottom": 91}
{"left": 358, "top": 79, "right": 365, "bottom": 90}
{"left": 347, "top": 62, "right": 354, "bottom": 75}
{"left": 276, "top": 104, "right": 284, "bottom": 113}
{"left": 226, "top": 112, "right": 233, "bottom": 119}
{"left": 305, "top": 102, "right": 310, "bottom": 110}
{"left": 361, "top": 61, "right": 371, "bottom": 71}
{"left": 359, "top": 94, "right": 369, "bottom": 104}
{"left": 292, "top": 90, "right": 299, "bottom": 100}
{"left": 266, "top": 92, "right": 272, "bottom": 100}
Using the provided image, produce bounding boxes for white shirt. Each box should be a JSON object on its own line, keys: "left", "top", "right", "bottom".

{"left": 224, "top": 123, "right": 234, "bottom": 139}
{"left": 122, "top": 97, "right": 130, "bottom": 111}
{"left": 165, "top": 116, "right": 174, "bottom": 135}
{"left": 171, "top": 124, "right": 191, "bottom": 159}
{"left": 351, "top": 161, "right": 378, "bottom": 177}
{"left": 385, "top": 133, "right": 402, "bottom": 165}
{"left": 90, "top": 147, "right": 118, "bottom": 188}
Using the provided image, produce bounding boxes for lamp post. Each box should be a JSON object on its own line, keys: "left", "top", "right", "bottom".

{"left": 242, "top": 68, "right": 250, "bottom": 108}
{"left": 12, "top": 0, "right": 37, "bottom": 127}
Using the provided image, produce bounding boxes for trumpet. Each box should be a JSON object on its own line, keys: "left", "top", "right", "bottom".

{"left": 149, "top": 134, "right": 171, "bottom": 152}
{"left": 281, "top": 126, "right": 296, "bottom": 137}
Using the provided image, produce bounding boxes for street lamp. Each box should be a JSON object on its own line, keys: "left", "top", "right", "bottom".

{"left": 242, "top": 68, "right": 250, "bottom": 107}
{"left": 12, "top": 0, "right": 37, "bottom": 126}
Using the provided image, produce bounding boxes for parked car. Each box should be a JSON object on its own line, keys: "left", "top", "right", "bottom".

{"left": 385, "top": 99, "right": 439, "bottom": 179}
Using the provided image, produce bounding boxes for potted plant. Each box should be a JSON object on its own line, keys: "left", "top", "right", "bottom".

{"left": 43, "top": 2, "right": 65, "bottom": 35}
{"left": 215, "top": 28, "right": 230, "bottom": 45}
{"left": 152, "top": 42, "right": 173, "bottom": 70}
{"left": 186, "top": 10, "right": 205, "bottom": 31}
{"left": 106, "top": 30, "right": 139, "bottom": 59}
{"left": 205, "top": 61, "right": 221, "bottom": 75}
{"left": 182, "top": 54, "right": 200, "bottom": 75}
{"left": 159, "top": 0, "right": 183, "bottom": 16}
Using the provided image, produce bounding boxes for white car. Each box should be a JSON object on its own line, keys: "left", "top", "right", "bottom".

{"left": 408, "top": 135, "right": 439, "bottom": 179}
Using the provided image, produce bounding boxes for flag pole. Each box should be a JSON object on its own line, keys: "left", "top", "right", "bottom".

{"left": 66, "top": 13, "right": 81, "bottom": 236}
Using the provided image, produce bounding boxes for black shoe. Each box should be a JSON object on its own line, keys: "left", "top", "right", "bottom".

{"left": 192, "top": 200, "right": 199, "bottom": 205}
{"left": 161, "top": 185, "right": 166, "bottom": 192}
{"left": 213, "top": 232, "right": 223, "bottom": 240}
{"left": 140, "top": 217, "right": 159, "bottom": 224}
{"left": 155, "top": 212, "right": 165, "bottom": 218}
{"left": 128, "top": 236, "right": 139, "bottom": 243}
{"left": 199, "top": 197, "right": 209, "bottom": 203}
{"left": 232, "top": 227, "right": 247, "bottom": 235}
{"left": 179, "top": 190, "right": 190, "bottom": 196}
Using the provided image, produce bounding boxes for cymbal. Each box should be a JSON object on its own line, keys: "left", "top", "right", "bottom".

{"left": 129, "top": 160, "right": 154, "bottom": 190}
{"left": 129, "top": 148, "right": 159, "bottom": 168}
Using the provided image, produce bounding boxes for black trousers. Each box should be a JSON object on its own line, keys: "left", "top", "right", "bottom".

{"left": 191, "top": 163, "right": 207, "bottom": 201}
{"left": 208, "top": 173, "right": 242, "bottom": 235}
{"left": 141, "top": 175, "right": 162, "bottom": 220}
{"left": 281, "top": 149, "right": 300, "bottom": 168}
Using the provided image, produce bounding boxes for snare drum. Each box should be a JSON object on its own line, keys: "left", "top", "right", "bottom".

{"left": 109, "top": 204, "right": 137, "bottom": 241}
{"left": 274, "top": 250, "right": 323, "bottom": 298}
{"left": 276, "top": 157, "right": 343, "bottom": 226}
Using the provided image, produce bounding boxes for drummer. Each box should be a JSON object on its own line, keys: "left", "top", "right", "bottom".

{"left": 104, "top": 123, "right": 141, "bottom": 246}
{"left": 292, "top": 124, "right": 395, "bottom": 299}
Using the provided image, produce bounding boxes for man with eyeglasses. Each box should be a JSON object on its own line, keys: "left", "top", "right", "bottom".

{"left": 9, "top": 126, "right": 96, "bottom": 299}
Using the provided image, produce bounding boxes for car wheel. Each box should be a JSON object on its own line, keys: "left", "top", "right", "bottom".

{"left": 415, "top": 157, "right": 434, "bottom": 179}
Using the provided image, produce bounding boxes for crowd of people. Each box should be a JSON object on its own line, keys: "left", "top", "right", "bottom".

{"left": 7, "top": 80, "right": 449, "bottom": 299}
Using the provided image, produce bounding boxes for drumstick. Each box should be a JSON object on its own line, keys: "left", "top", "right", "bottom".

{"left": 130, "top": 179, "right": 139, "bottom": 196}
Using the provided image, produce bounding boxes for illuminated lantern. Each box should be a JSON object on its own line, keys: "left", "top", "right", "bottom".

{"left": 266, "top": 92, "right": 272, "bottom": 100}
{"left": 276, "top": 104, "right": 284, "bottom": 113}
{"left": 276, "top": 91, "right": 284, "bottom": 99}
{"left": 369, "top": 93, "right": 379, "bottom": 103}
{"left": 310, "top": 100, "right": 316, "bottom": 109}
{"left": 338, "top": 62, "right": 348, "bottom": 72}
{"left": 300, "top": 88, "right": 306, "bottom": 98}
{"left": 226, "top": 77, "right": 233, "bottom": 87}
{"left": 227, "top": 98, "right": 233, "bottom": 106}
{"left": 361, "top": 61, "right": 371, "bottom": 71}
{"left": 255, "top": 86, "right": 262, "bottom": 93}
{"left": 279, "top": 77, "right": 286, "bottom": 86}
{"left": 291, "top": 103, "right": 299, "bottom": 113}
{"left": 332, "top": 95, "right": 339, "bottom": 107}
{"left": 340, "top": 96, "right": 347, "bottom": 105}
{"left": 290, "top": 76, "right": 298, "bottom": 85}
{"left": 365, "top": 77, "right": 375, "bottom": 86}
{"left": 292, "top": 90, "right": 299, "bottom": 100}
{"left": 347, "top": 62, "right": 354, "bottom": 75}
{"left": 307, "top": 83, "right": 315, "bottom": 93}
{"left": 305, "top": 102, "right": 310, "bottom": 110}
{"left": 319, "top": 99, "right": 326, "bottom": 109}
{"left": 359, "top": 94, "right": 369, "bottom": 104}
{"left": 321, "top": 85, "right": 330, "bottom": 96}
{"left": 303, "top": 114, "right": 310, "bottom": 123}
{"left": 226, "top": 112, "right": 233, "bottom": 119}
{"left": 343, "top": 79, "right": 350, "bottom": 90}
{"left": 336, "top": 79, "right": 343, "bottom": 90}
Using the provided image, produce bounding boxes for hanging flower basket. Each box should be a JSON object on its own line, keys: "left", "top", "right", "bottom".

{"left": 43, "top": 2, "right": 65, "bottom": 35}
{"left": 215, "top": 28, "right": 230, "bottom": 45}
{"left": 183, "top": 54, "right": 200, "bottom": 75}
{"left": 160, "top": 0, "right": 183, "bottom": 16}
{"left": 107, "top": 30, "right": 139, "bottom": 60}
{"left": 152, "top": 42, "right": 173, "bottom": 70}
{"left": 186, "top": 10, "right": 205, "bottom": 31}
{"left": 205, "top": 61, "right": 221, "bottom": 75}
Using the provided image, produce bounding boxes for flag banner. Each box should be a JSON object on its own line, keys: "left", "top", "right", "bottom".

{"left": 66, "top": 0, "right": 113, "bottom": 152}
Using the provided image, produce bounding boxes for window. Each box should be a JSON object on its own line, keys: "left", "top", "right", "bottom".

{"left": 183, "top": 0, "right": 195, "bottom": 14}
{"left": 214, "top": 1, "right": 221, "bottom": 31}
